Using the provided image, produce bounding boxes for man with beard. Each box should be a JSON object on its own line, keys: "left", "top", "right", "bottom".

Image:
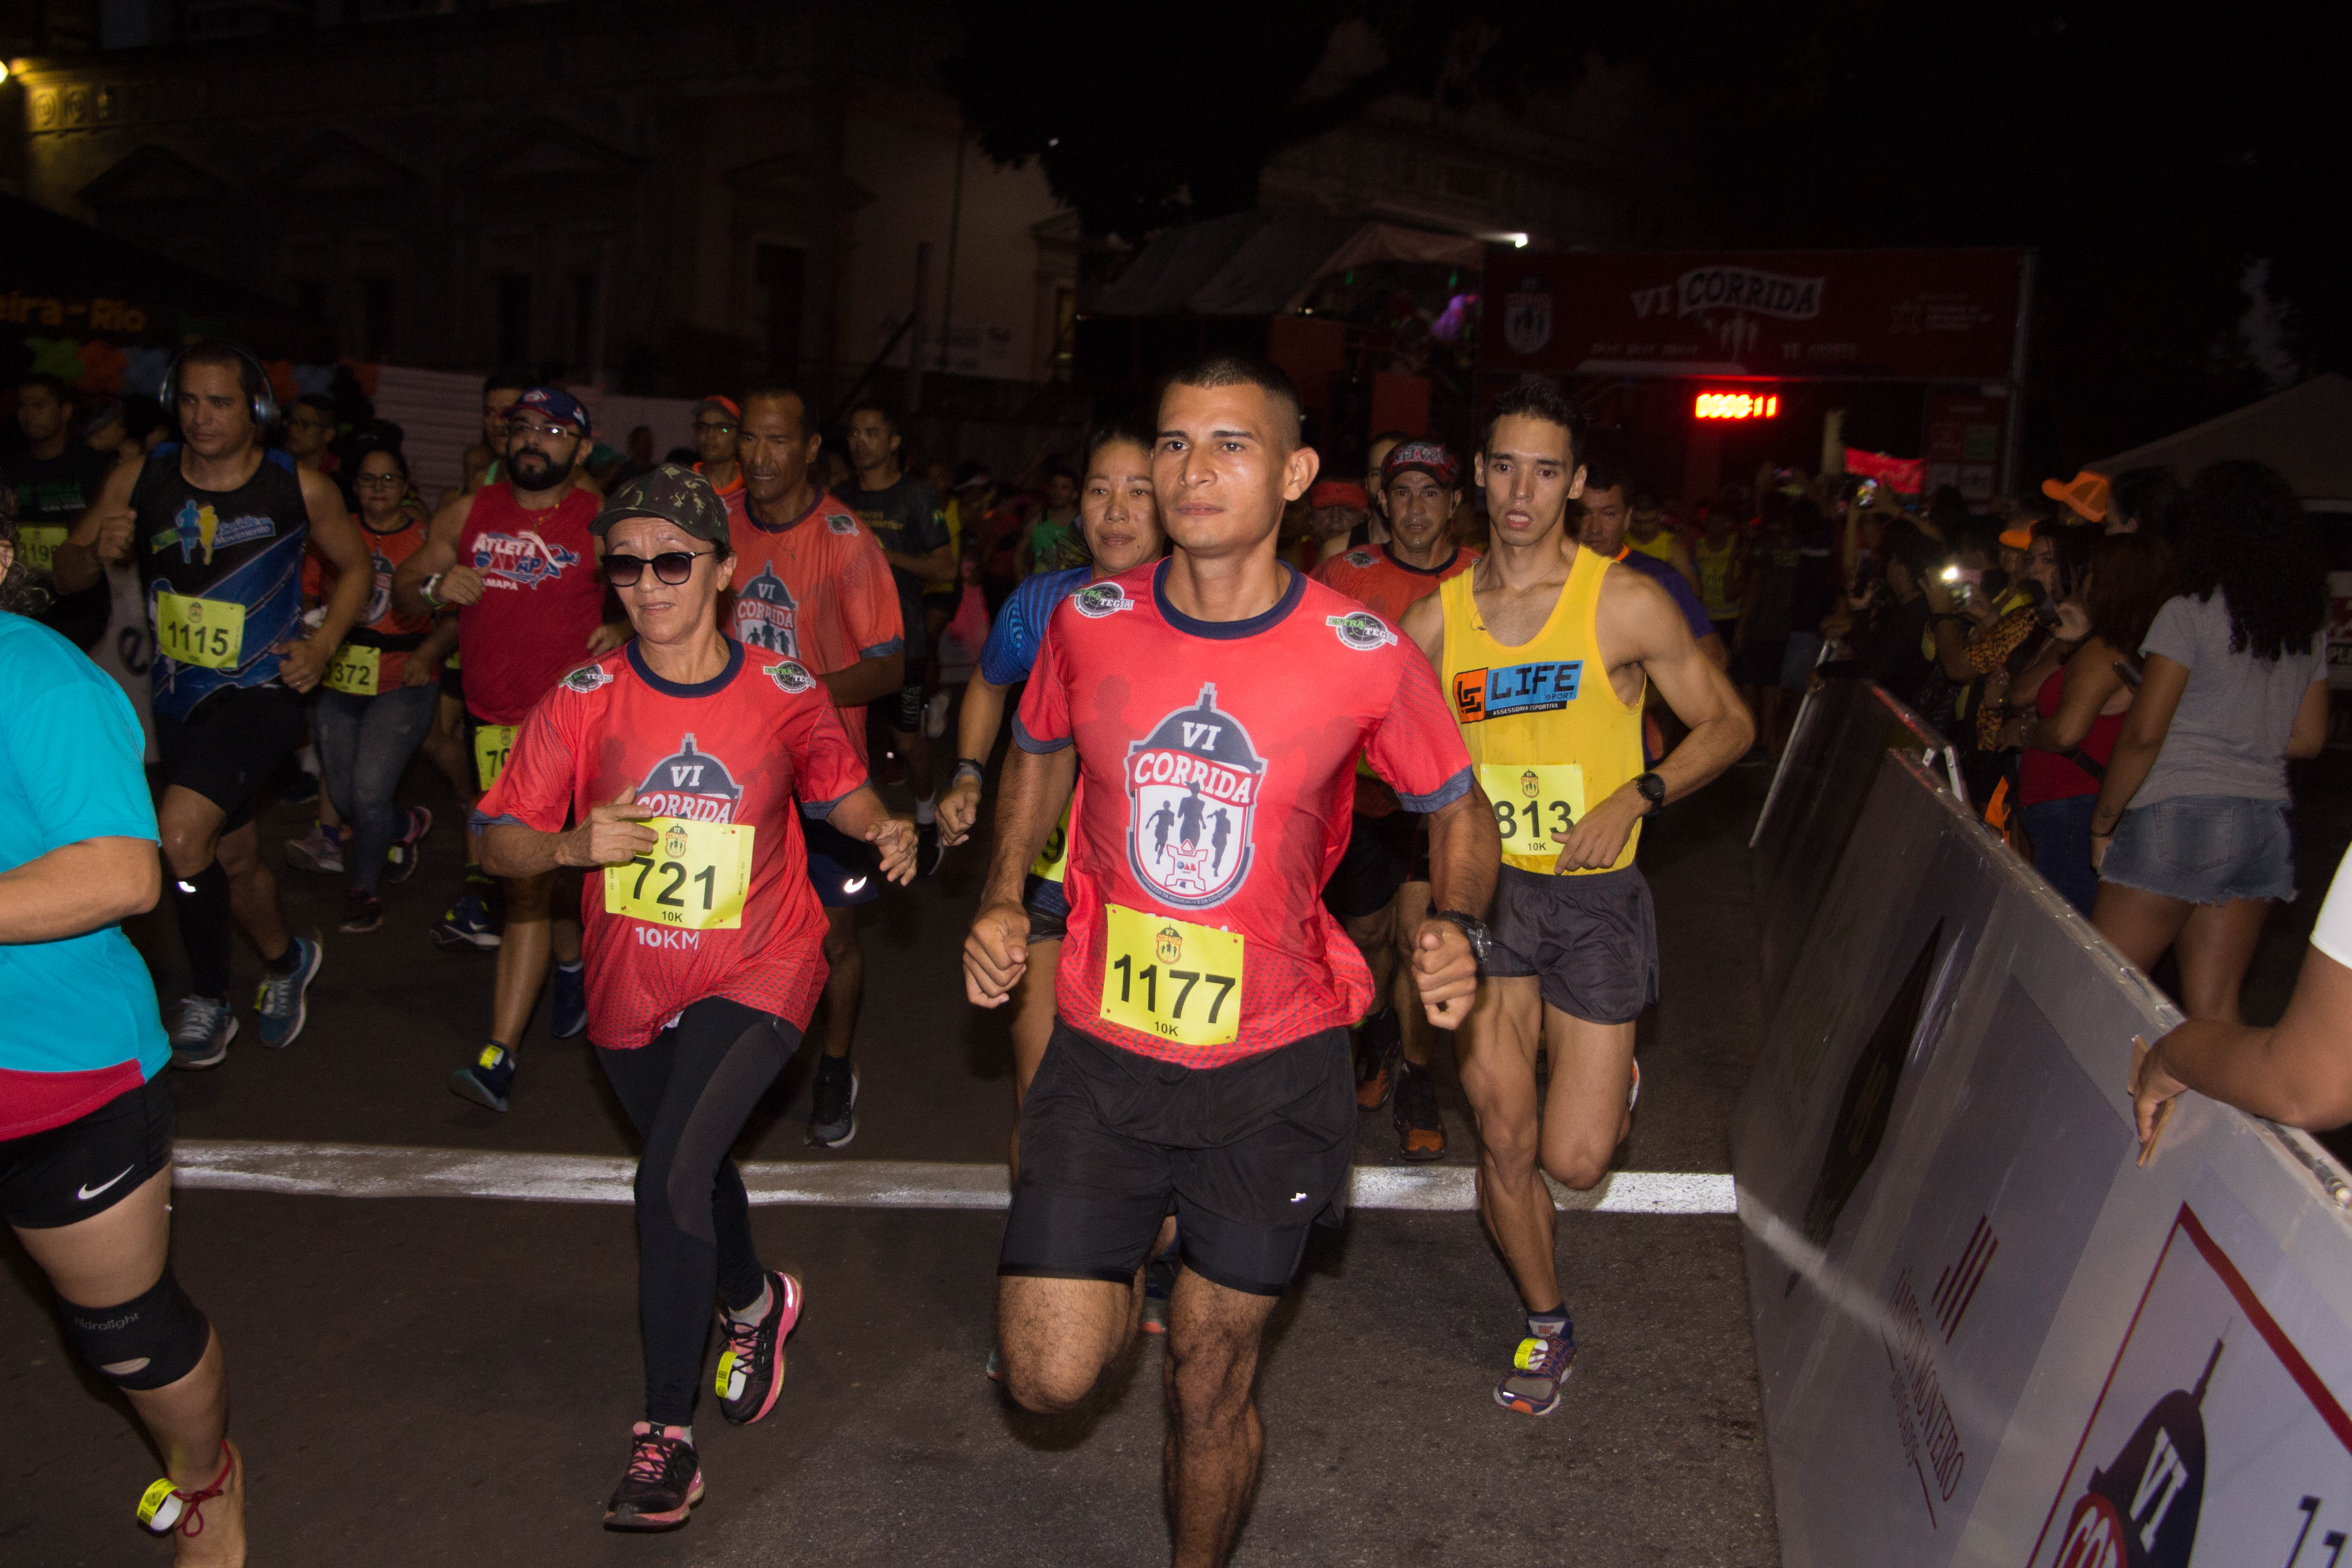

{"left": 396, "top": 387, "right": 629, "bottom": 1112}
{"left": 719, "top": 388, "right": 905, "bottom": 1147}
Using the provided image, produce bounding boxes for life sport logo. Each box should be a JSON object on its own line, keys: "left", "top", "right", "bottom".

{"left": 1124, "top": 683, "right": 1264, "bottom": 910}
{"left": 733, "top": 563, "right": 800, "bottom": 657}
{"left": 470, "top": 531, "right": 582, "bottom": 589}
{"left": 635, "top": 735, "right": 744, "bottom": 823}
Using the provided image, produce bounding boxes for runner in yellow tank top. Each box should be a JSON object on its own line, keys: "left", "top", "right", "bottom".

{"left": 1398, "top": 383, "right": 1754, "bottom": 1421}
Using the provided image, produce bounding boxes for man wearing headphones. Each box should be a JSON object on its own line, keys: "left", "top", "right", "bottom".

{"left": 54, "top": 342, "right": 370, "bottom": 1071}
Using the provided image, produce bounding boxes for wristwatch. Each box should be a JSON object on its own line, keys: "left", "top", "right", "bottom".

{"left": 952, "top": 757, "right": 987, "bottom": 786}
{"left": 1434, "top": 909, "right": 1492, "bottom": 963}
{"left": 1633, "top": 771, "right": 1667, "bottom": 813}
{"left": 418, "top": 571, "right": 446, "bottom": 610}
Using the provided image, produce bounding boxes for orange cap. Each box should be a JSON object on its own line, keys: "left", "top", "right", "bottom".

{"left": 2039, "top": 470, "right": 2111, "bottom": 523}
{"left": 1998, "top": 525, "right": 2034, "bottom": 550}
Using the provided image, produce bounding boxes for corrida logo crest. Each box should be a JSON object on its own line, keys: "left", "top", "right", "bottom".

{"left": 1124, "top": 684, "right": 1265, "bottom": 910}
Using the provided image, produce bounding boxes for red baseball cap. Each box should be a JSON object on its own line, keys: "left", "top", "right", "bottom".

{"left": 1308, "top": 480, "right": 1370, "bottom": 511}
{"left": 1381, "top": 440, "right": 1460, "bottom": 490}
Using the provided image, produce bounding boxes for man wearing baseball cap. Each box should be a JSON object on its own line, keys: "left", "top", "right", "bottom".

{"left": 1305, "top": 477, "right": 1372, "bottom": 566}
{"left": 1310, "top": 438, "right": 1481, "bottom": 1158}
{"left": 691, "top": 397, "right": 744, "bottom": 502}
{"left": 396, "top": 384, "right": 630, "bottom": 1112}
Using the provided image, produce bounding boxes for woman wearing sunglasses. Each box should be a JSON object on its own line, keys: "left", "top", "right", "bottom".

{"left": 305, "top": 441, "right": 447, "bottom": 931}
{"left": 471, "top": 465, "right": 914, "bottom": 1532}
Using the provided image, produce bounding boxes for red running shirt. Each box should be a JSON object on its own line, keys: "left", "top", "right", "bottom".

{"left": 455, "top": 481, "right": 607, "bottom": 724}
{"left": 474, "top": 640, "right": 868, "bottom": 1049}
{"left": 722, "top": 487, "right": 905, "bottom": 770}
{"left": 1014, "top": 559, "right": 1473, "bottom": 1068}
{"left": 1310, "top": 543, "right": 1480, "bottom": 627}
{"left": 304, "top": 515, "right": 437, "bottom": 687}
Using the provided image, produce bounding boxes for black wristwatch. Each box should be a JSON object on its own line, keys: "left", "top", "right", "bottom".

{"left": 1633, "top": 771, "right": 1666, "bottom": 813}
{"left": 1435, "top": 909, "right": 1492, "bottom": 963}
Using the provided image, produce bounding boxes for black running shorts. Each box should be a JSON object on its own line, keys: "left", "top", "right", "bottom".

{"left": 802, "top": 814, "right": 882, "bottom": 908}
{"left": 999, "top": 1022, "right": 1355, "bottom": 1298}
{"left": 1320, "top": 808, "right": 1415, "bottom": 922}
{"left": 0, "top": 1074, "right": 174, "bottom": 1230}
{"left": 1481, "top": 862, "right": 1660, "bottom": 1025}
{"left": 1022, "top": 872, "right": 1069, "bottom": 941}
{"left": 154, "top": 684, "right": 306, "bottom": 833}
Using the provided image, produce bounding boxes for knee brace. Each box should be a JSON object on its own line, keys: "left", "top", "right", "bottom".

{"left": 62, "top": 1268, "right": 211, "bottom": 1391}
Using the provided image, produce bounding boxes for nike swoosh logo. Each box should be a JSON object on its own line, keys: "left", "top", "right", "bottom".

{"left": 77, "top": 1166, "right": 136, "bottom": 1202}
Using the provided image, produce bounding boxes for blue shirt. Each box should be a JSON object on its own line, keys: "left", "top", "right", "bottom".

{"left": 1619, "top": 550, "right": 1717, "bottom": 644}
{"left": 980, "top": 566, "right": 1091, "bottom": 686}
{"left": 0, "top": 614, "right": 170, "bottom": 1091}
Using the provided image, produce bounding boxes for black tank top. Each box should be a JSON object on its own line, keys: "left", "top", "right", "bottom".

{"left": 130, "top": 446, "right": 310, "bottom": 720}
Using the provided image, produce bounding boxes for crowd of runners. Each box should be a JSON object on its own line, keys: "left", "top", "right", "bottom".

{"left": 0, "top": 343, "right": 1755, "bottom": 1563}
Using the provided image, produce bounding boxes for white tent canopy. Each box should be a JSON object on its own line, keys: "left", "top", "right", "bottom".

{"left": 2091, "top": 372, "right": 2352, "bottom": 508}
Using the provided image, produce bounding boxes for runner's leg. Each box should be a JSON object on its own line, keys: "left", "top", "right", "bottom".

{"left": 1535, "top": 1006, "right": 1638, "bottom": 1191}
{"left": 343, "top": 685, "right": 437, "bottom": 897}
{"left": 492, "top": 871, "right": 555, "bottom": 1045}
{"left": 1006, "top": 934, "right": 1063, "bottom": 1177}
{"left": 1455, "top": 975, "right": 1557, "bottom": 1310}
{"left": 1162, "top": 1270, "right": 1280, "bottom": 1568}
{"left": 1390, "top": 879, "right": 1436, "bottom": 1072}
{"left": 996, "top": 1274, "right": 1137, "bottom": 1411}
{"left": 817, "top": 904, "right": 862, "bottom": 1061}
{"left": 158, "top": 786, "right": 235, "bottom": 998}
{"left": 216, "top": 819, "right": 290, "bottom": 964}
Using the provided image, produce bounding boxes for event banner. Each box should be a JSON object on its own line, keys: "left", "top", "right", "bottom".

{"left": 1483, "top": 247, "right": 2027, "bottom": 383}
{"left": 1738, "top": 740, "right": 2352, "bottom": 1568}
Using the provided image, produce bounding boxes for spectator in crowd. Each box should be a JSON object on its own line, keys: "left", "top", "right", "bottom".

{"left": 1017, "top": 463, "right": 1083, "bottom": 576}
{"left": 2107, "top": 465, "right": 2191, "bottom": 545}
{"left": 1305, "top": 478, "right": 1371, "bottom": 564}
{"left": 614, "top": 425, "right": 657, "bottom": 485}
{"left": 1731, "top": 493, "right": 1836, "bottom": 757}
{"left": 1817, "top": 521, "right": 1940, "bottom": 702}
{"left": 2042, "top": 468, "right": 2109, "bottom": 527}
{"left": 1993, "top": 532, "right": 2173, "bottom": 915}
{"left": 283, "top": 393, "right": 341, "bottom": 476}
{"left": 2090, "top": 461, "right": 2331, "bottom": 1021}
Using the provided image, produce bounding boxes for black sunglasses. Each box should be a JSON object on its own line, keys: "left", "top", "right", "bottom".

{"left": 604, "top": 549, "right": 716, "bottom": 586}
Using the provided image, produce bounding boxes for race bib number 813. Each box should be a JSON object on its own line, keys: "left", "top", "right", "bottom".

{"left": 1099, "top": 903, "right": 1243, "bottom": 1049}
{"left": 605, "top": 818, "right": 755, "bottom": 930}
{"left": 1478, "top": 762, "right": 1586, "bottom": 858}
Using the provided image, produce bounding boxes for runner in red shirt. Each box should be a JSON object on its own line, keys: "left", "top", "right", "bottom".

{"left": 394, "top": 386, "right": 630, "bottom": 1111}
{"left": 1310, "top": 438, "right": 1480, "bottom": 1159}
{"left": 725, "top": 387, "right": 907, "bottom": 1146}
{"left": 688, "top": 395, "right": 743, "bottom": 504}
{"left": 963, "top": 355, "right": 1499, "bottom": 1568}
{"left": 475, "top": 466, "right": 912, "bottom": 1531}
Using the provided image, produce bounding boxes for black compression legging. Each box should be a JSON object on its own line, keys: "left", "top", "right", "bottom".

{"left": 596, "top": 996, "right": 799, "bottom": 1425}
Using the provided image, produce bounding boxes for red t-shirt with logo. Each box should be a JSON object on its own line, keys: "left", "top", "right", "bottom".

{"left": 1014, "top": 559, "right": 1473, "bottom": 1068}
{"left": 474, "top": 640, "right": 867, "bottom": 1049}
{"left": 455, "top": 481, "right": 607, "bottom": 724}
{"left": 1312, "top": 543, "right": 1482, "bottom": 817}
{"left": 721, "top": 486, "right": 904, "bottom": 769}
{"left": 304, "top": 514, "right": 438, "bottom": 687}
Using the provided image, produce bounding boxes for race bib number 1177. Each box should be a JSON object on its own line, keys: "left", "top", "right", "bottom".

{"left": 1099, "top": 903, "right": 1243, "bottom": 1048}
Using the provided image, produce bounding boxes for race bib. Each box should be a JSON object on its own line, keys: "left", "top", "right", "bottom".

{"left": 155, "top": 590, "right": 245, "bottom": 670}
{"left": 1479, "top": 762, "right": 1586, "bottom": 860}
{"left": 1099, "top": 903, "right": 1244, "bottom": 1049}
{"left": 1030, "top": 804, "right": 1072, "bottom": 883}
{"left": 605, "top": 818, "right": 755, "bottom": 930}
{"left": 473, "top": 723, "right": 517, "bottom": 792}
{"left": 17, "top": 524, "right": 66, "bottom": 574}
{"left": 323, "top": 644, "right": 380, "bottom": 696}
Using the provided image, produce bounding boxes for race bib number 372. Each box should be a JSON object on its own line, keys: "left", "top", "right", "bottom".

{"left": 323, "top": 644, "right": 379, "bottom": 696}
{"left": 1099, "top": 903, "right": 1243, "bottom": 1049}
{"left": 604, "top": 818, "right": 755, "bottom": 930}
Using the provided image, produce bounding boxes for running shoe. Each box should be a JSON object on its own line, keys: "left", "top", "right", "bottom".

{"left": 432, "top": 887, "right": 500, "bottom": 951}
{"left": 603, "top": 1422, "right": 703, "bottom": 1532}
{"left": 167, "top": 995, "right": 236, "bottom": 1071}
{"left": 283, "top": 822, "right": 344, "bottom": 874}
{"left": 385, "top": 806, "right": 433, "bottom": 885}
{"left": 1140, "top": 1254, "right": 1176, "bottom": 1336}
{"left": 1355, "top": 1008, "right": 1401, "bottom": 1111}
{"left": 449, "top": 1043, "right": 517, "bottom": 1112}
{"left": 985, "top": 1345, "right": 1005, "bottom": 1382}
{"left": 916, "top": 819, "right": 945, "bottom": 877}
{"left": 923, "top": 689, "right": 952, "bottom": 739}
{"left": 715, "top": 1269, "right": 804, "bottom": 1426}
{"left": 1393, "top": 1059, "right": 1446, "bottom": 1162}
{"left": 807, "top": 1056, "right": 858, "bottom": 1147}
{"left": 1494, "top": 1322, "right": 1577, "bottom": 1417}
{"left": 550, "top": 960, "right": 588, "bottom": 1039}
{"left": 253, "top": 935, "right": 323, "bottom": 1049}
{"left": 339, "top": 888, "right": 383, "bottom": 934}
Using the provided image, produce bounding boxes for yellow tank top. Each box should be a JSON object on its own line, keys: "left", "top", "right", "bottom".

{"left": 1625, "top": 528, "right": 1679, "bottom": 568}
{"left": 1695, "top": 535, "right": 1740, "bottom": 620}
{"left": 1440, "top": 545, "right": 1645, "bottom": 875}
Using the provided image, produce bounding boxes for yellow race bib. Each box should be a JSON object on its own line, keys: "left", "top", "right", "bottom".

{"left": 323, "top": 644, "right": 380, "bottom": 696}
{"left": 1030, "top": 804, "right": 1072, "bottom": 883}
{"left": 1099, "top": 903, "right": 1244, "bottom": 1049}
{"left": 605, "top": 818, "right": 755, "bottom": 930}
{"left": 17, "top": 524, "right": 66, "bottom": 574}
{"left": 1478, "top": 762, "right": 1586, "bottom": 862}
{"left": 473, "top": 723, "right": 517, "bottom": 792}
{"left": 156, "top": 590, "right": 245, "bottom": 670}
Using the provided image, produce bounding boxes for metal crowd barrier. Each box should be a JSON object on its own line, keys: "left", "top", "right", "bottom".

{"left": 1737, "top": 689, "right": 2352, "bottom": 1568}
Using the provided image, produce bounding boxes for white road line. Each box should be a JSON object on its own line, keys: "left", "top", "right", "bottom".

{"left": 171, "top": 1140, "right": 1736, "bottom": 1215}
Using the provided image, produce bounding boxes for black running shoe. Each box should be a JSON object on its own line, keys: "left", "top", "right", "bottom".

{"left": 1393, "top": 1059, "right": 1447, "bottom": 1161}
{"left": 807, "top": 1055, "right": 858, "bottom": 1147}
{"left": 716, "top": 1270, "right": 804, "bottom": 1426}
{"left": 916, "top": 818, "right": 945, "bottom": 876}
{"left": 603, "top": 1422, "right": 702, "bottom": 1531}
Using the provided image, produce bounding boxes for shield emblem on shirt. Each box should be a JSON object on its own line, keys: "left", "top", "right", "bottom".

{"left": 1125, "top": 683, "right": 1265, "bottom": 910}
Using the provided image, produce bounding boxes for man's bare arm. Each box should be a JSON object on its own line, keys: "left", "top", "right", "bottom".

{"left": 885, "top": 542, "right": 956, "bottom": 580}
{"left": 49, "top": 458, "right": 141, "bottom": 595}
{"left": 1398, "top": 590, "right": 1447, "bottom": 676}
{"left": 819, "top": 650, "right": 906, "bottom": 710}
{"left": 300, "top": 469, "right": 374, "bottom": 653}
{"left": 392, "top": 490, "right": 476, "bottom": 616}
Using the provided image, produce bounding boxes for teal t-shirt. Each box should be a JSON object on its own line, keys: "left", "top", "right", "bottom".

{"left": 0, "top": 613, "right": 169, "bottom": 1088}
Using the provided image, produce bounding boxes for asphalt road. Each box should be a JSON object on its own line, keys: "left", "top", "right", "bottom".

{"left": 10, "top": 739, "right": 2335, "bottom": 1566}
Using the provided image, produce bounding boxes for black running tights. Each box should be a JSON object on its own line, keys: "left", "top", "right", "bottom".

{"left": 596, "top": 996, "right": 797, "bottom": 1425}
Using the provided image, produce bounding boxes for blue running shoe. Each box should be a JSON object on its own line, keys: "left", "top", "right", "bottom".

{"left": 1494, "top": 1320, "right": 1577, "bottom": 1416}
{"left": 253, "top": 936, "right": 323, "bottom": 1049}
{"left": 449, "top": 1042, "right": 517, "bottom": 1112}
{"left": 551, "top": 959, "right": 588, "bottom": 1039}
{"left": 432, "top": 887, "right": 500, "bottom": 952}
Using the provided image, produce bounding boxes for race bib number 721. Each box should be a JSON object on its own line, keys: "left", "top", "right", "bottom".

{"left": 605, "top": 818, "right": 755, "bottom": 930}
{"left": 1099, "top": 903, "right": 1243, "bottom": 1049}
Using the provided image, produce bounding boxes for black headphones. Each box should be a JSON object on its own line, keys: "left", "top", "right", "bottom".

{"left": 159, "top": 343, "right": 280, "bottom": 429}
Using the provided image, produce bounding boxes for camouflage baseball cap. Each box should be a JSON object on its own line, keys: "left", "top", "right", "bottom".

{"left": 592, "top": 464, "right": 730, "bottom": 546}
